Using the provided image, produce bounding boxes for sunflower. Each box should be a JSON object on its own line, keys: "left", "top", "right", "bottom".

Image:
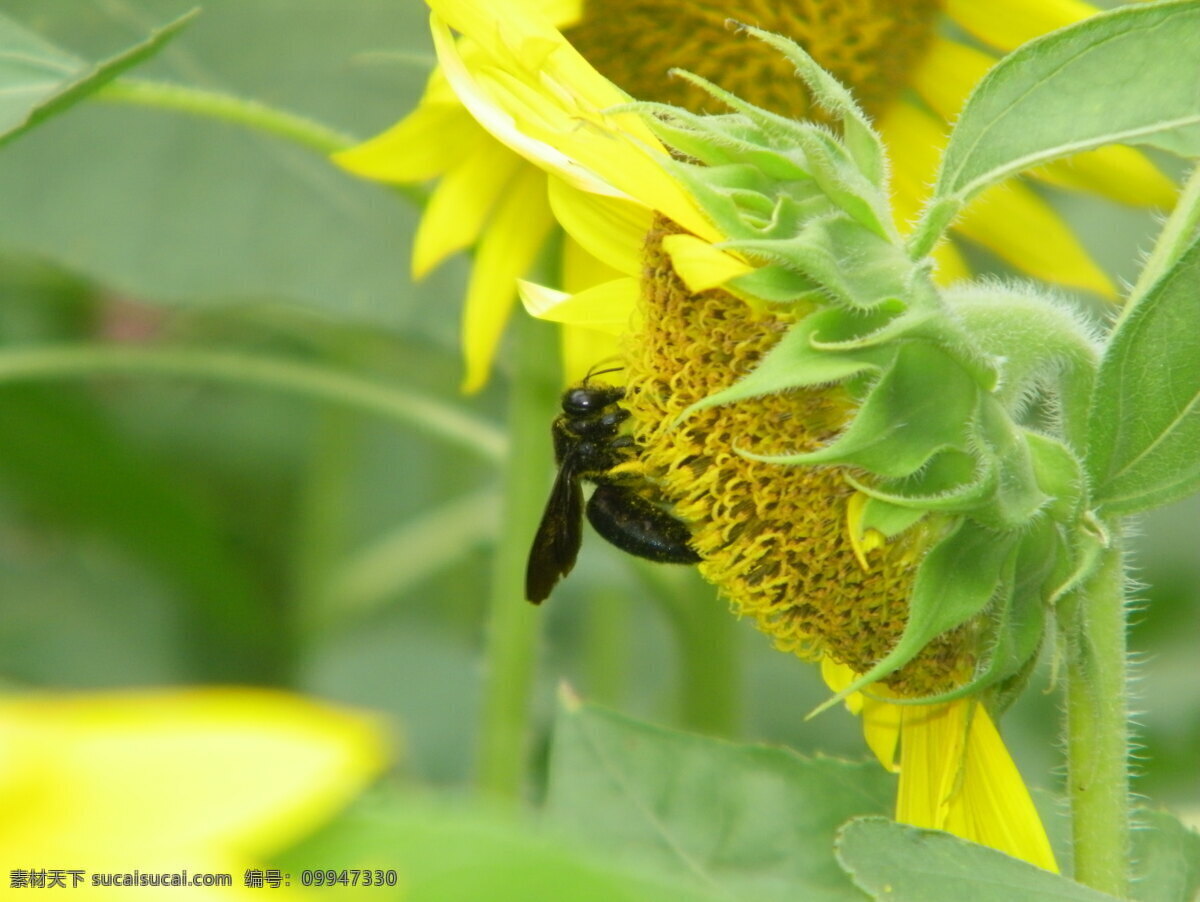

{"left": 366, "top": 0, "right": 1078, "bottom": 870}
{"left": 335, "top": 0, "right": 1174, "bottom": 391}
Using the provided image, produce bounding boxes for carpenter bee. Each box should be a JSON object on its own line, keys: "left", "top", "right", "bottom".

{"left": 525, "top": 372, "right": 700, "bottom": 603}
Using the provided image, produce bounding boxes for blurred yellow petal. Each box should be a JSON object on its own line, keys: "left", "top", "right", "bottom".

{"left": 662, "top": 234, "right": 754, "bottom": 292}
{"left": 333, "top": 99, "right": 481, "bottom": 184}
{"left": 959, "top": 180, "right": 1115, "bottom": 297}
{"left": 897, "top": 700, "right": 1058, "bottom": 873}
{"left": 1033, "top": 146, "right": 1177, "bottom": 209}
{"left": 883, "top": 103, "right": 1113, "bottom": 297}
{"left": 519, "top": 277, "right": 638, "bottom": 332}
{"left": 536, "top": 0, "right": 583, "bottom": 26}
{"left": 910, "top": 39, "right": 1175, "bottom": 211}
{"left": 561, "top": 326, "right": 622, "bottom": 383}
{"left": 462, "top": 164, "right": 555, "bottom": 393}
{"left": 0, "top": 688, "right": 387, "bottom": 858}
{"left": 910, "top": 37, "right": 993, "bottom": 123}
{"left": 413, "top": 143, "right": 523, "bottom": 278}
{"left": 549, "top": 175, "right": 652, "bottom": 277}
{"left": 945, "top": 0, "right": 1096, "bottom": 53}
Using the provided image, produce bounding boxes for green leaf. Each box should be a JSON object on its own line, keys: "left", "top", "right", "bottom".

{"left": 1087, "top": 235, "right": 1200, "bottom": 514}
{"left": 0, "top": 8, "right": 195, "bottom": 148}
{"left": 679, "top": 308, "right": 897, "bottom": 418}
{"left": 544, "top": 700, "right": 894, "bottom": 902}
{"left": 810, "top": 519, "right": 1020, "bottom": 714}
{"left": 0, "top": 0, "right": 446, "bottom": 339}
{"left": 836, "top": 818, "right": 1121, "bottom": 902}
{"left": 279, "top": 793, "right": 723, "bottom": 902}
{"left": 1131, "top": 809, "right": 1200, "bottom": 902}
{"left": 724, "top": 215, "right": 910, "bottom": 309}
{"left": 746, "top": 342, "right": 978, "bottom": 479}
{"left": 934, "top": 1, "right": 1200, "bottom": 205}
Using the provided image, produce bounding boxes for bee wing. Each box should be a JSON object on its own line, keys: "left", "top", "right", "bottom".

{"left": 525, "top": 462, "right": 584, "bottom": 604}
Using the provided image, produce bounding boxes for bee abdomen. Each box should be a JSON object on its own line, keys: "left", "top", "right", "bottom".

{"left": 586, "top": 484, "right": 700, "bottom": 564}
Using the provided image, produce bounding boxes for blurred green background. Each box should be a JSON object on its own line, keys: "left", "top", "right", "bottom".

{"left": 0, "top": 0, "right": 1195, "bottom": 824}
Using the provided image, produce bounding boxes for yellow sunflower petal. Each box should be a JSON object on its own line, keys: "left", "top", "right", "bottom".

{"left": 909, "top": 37, "right": 993, "bottom": 124}
{"left": 561, "top": 326, "right": 622, "bottom": 383}
{"left": 1033, "top": 146, "right": 1177, "bottom": 209}
{"left": 958, "top": 180, "right": 1115, "bottom": 297}
{"left": 461, "top": 164, "right": 555, "bottom": 393}
{"left": 0, "top": 688, "right": 386, "bottom": 857}
{"left": 563, "top": 233, "right": 626, "bottom": 293}
{"left": 549, "top": 175, "right": 653, "bottom": 277}
{"left": 897, "top": 700, "right": 1058, "bottom": 872}
{"left": 860, "top": 697, "right": 903, "bottom": 774}
{"left": 332, "top": 99, "right": 481, "bottom": 184}
{"left": 820, "top": 657, "right": 864, "bottom": 714}
{"left": 519, "top": 277, "right": 638, "bottom": 332}
{"left": 413, "top": 143, "right": 523, "bottom": 278}
{"left": 845, "top": 491, "right": 886, "bottom": 570}
{"left": 662, "top": 234, "right": 754, "bottom": 292}
{"left": 883, "top": 102, "right": 1114, "bottom": 297}
{"left": 428, "top": 7, "right": 631, "bottom": 198}
{"left": 535, "top": 0, "right": 583, "bottom": 27}
{"left": 429, "top": 2, "right": 720, "bottom": 242}
{"left": 945, "top": 0, "right": 1097, "bottom": 53}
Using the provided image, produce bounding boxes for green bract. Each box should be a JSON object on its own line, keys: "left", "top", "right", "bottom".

{"left": 631, "top": 14, "right": 1200, "bottom": 710}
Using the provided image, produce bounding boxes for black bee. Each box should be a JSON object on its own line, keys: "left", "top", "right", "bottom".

{"left": 525, "top": 373, "right": 700, "bottom": 604}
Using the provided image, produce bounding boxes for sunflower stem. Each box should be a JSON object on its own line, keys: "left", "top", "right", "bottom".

{"left": 476, "top": 315, "right": 559, "bottom": 800}
{"left": 1062, "top": 533, "right": 1130, "bottom": 897}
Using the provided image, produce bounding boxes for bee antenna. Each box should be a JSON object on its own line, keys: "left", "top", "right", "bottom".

{"left": 584, "top": 363, "right": 625, "bottom": 384}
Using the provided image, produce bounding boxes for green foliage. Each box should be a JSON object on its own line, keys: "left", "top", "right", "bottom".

{"left": 1087, "top": 235, "right": 1200, "bottom": 514}
{"left": 280, "top": 794, "right": 722, "bottom": 902}
{"left": 1131, "top": 809, "right": 1200, "bottom": 902}
{"left": 0, "top": 0, "right": 445, "bottom": 336}
{"left": 544, "top": 699, "right": 894, "bottom": 902}
{"left": 923, "top": 0, "right": 1200, "bottom": 248}
{"left": 836, "top": 818, "right": 1121, "bottom": 902}
{"left": 0, "top": 7, "right": 194, "bottom": 147}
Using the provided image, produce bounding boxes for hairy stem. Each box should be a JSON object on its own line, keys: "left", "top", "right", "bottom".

{"left": 476, "top": 315, "right": 559, "bottom": 799}
{"left": 96, "top": 77, "right": 356, "bottom": 154}
{"left": 94, "top": 77, "right": 426, "bottom": 203}
{"left": 1062, "top": 534, "right": 1130, "bottom": 896}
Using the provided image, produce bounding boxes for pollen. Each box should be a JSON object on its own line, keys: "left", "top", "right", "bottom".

{"left": 623, "top": 221, "right": 972, "bottom": 697}
{"left": 566, "top": 0, "right": 942, "bottom": 120}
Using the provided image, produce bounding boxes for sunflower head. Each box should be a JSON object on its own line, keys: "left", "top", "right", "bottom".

{"left": 566, "top": 0, "right": 941, "bottom": 122}
{"left": 614, "top": 32, "right": 1097, "bottom": 706}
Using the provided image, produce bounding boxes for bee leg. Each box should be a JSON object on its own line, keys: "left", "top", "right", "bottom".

{"left": 585, "top": 484, "right": 700, "bottom": 564}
